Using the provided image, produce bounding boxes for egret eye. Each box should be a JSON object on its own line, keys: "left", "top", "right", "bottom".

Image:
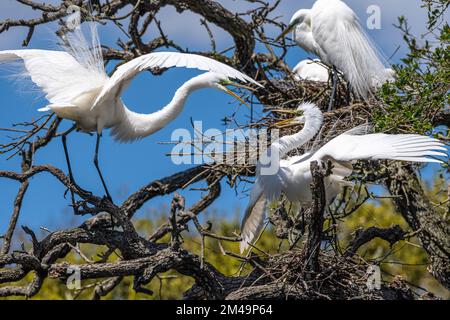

{"left": 219, "top": 79, "right": 232, "bottom": 86}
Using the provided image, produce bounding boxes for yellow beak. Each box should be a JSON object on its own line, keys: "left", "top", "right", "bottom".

{"left": 275, "top": 21, "right": 297, "bottom": 42}
{"left": 272, "top": 117, "right": 295, "bottom": 127}
{"left": 230, "top": 82, "right": 258, "bottom": 92}
{"left": 222, "top": 86, "right": 251, "bottom": 110}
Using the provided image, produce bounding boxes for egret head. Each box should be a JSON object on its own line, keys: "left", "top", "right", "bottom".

{"left": 274, "top": 102, "right": 323, "bottom": 127}
{"left": 198, "top": 72, "right": 253, "bottom": 107}
{"left": 276, "top": 9, "right": 311, "bottom": 42}
{"left": 295, "top": 102, "right": 322, "bottom": 123}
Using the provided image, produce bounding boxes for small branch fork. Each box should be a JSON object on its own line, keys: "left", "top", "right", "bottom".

{"left": 344, "top": 225, "right": 407, "bottom": 258}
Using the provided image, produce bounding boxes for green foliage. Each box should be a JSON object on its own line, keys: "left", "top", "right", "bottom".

{"left": 421, "top": 0, "right": 450, "bottom": 30}
{"left": 373, "top": 11, "right": 449, "bottom": 135}
{"left": 340, "top": 174, "right": 449, "bottom": 299}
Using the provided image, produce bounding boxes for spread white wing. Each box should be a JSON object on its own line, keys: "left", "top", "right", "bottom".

{"left": 0, "top": 49, "right": 107, "bottom": 106}
{"left": 312, "top": 133, "right": 448, "bottom": 164}
{"left": 240, "top": 179, "right": 267, "bottom": 253}
{"left": 92, "top": 52, "right": 261, "bottom": 108}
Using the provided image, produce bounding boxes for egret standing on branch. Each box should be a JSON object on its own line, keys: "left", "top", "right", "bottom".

{"left": 0, "top": 23, "right": 261, "bottom": 204}
{"left": 276, "top": 0, "right": 394, "bottom": 110}
{"left": 240, "top": 103, "right": 448, "bottom": 252}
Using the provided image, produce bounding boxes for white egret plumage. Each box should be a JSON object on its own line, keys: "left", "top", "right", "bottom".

{"left": 240, "top": 102, "right": 324, "bottom": 252}
{"left": 293, "top": 59, "right": 329, "bottom": 82}
{"left": 0, "top": 23, "right": 261, "bottom": 202}
{"left": 240, "top": 103, "right": 447, "bottom": 253}
{"left": 276, "top": 0, "right": 394, "bottom": 110}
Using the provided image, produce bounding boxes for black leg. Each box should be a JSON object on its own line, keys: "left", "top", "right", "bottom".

{"left": 61, "top": 124, "right": 79, "bottom": 212}
{"left": 93, "top": 133, "right": 113, "bottom": 202}
{"left": 328, "top": 66, "right": 338, "bottom": 112}
{"left": 346, "top": 82, "right": 352, "bottom": 105}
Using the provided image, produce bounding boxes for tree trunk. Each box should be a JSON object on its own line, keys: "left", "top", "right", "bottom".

{"left": 385, "top": 163, "right": 450, "bottom": 289}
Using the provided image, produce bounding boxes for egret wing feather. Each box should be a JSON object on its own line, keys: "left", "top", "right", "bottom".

{"left": 312, "top": 133, "right": 448, "bottom": 163}
{"left": 92, "top": 52, "right": 261, "bottom": 109}
{"left": 0, "top": 49, "right": 107, "bottom": 106}
{"left": 311, "top": 0, "right": 390, "bottom": 98}
{"left": 240, "top": 180, "right": 267, "bottom": 253}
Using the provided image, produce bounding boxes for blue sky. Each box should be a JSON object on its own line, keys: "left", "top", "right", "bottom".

{"left": 0, "top": 0, "right": 446, "bottom": 236}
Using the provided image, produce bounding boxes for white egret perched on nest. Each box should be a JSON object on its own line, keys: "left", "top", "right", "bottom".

{"left": 0, "top": 23, "right": 261, "bottom": 203}
{"left": 276, "top": 0, "right": 394, "bottom": 110}
{"left": 293, "top": 59, "right": 329, "bottom": 82}
{"left": 240, "top": 103, "right": 447, "bottom": 253}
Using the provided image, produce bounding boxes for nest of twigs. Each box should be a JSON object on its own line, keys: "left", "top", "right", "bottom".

{"left": 255, "top": 78, "right": 376, "bottom": 159}
{"left": 229, "top": 249, "right": 416, "bottom": 300}
{"left": 200, "top": 78, "right": 378, "bottom": 187}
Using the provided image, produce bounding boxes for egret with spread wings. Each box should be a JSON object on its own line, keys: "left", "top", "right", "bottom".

{"left": 0, "top": 23, "right": 260, "bottom": 203}
{"left": 240, "top": 103, "right": 447, "bottom": 252}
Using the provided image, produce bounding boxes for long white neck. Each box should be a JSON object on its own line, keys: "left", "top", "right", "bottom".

{"left": 271, "top": 105, "right": 323, "bottom": 159}
{"left": 256, "top": 105, "right": 323, "bottom": 196}
{"left": 112, "top": 74, "right": 211, "bottom": 142}
{"left": 292, "top": 10, "right": 320, "bottom": 56}
{"left": 294, "top": 23, "right": 317, "bottom": 56}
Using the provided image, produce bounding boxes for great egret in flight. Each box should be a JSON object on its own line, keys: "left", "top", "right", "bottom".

{"left": 240, "top": 103, "right": 447, "bottom": 252}
{"left": 0, "top": 24, "right": 260, "bottom": 202}
{"left": 276, "top": 0, "right": 393, "bottom": 110}
{"left": 293, "top": 59, "right": 329, "bottom": 82}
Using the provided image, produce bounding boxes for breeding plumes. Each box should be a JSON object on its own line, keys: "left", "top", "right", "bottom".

{"left": 293, "top": 59, "right": 329, "bottom": 82}
{"left": 276, "top": 0, "right": 394, "bottom": 110}
{"left": 240, "top": 103, "right": 447, "bottom": 253}
{"left": 0, "top": 23, "right": 260, "bottom": 202}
